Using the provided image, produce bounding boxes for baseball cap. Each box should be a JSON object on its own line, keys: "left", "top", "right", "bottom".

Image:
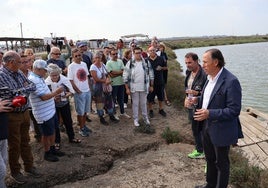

{"left": 76, "top": 41, "right": 87, "bottom": 48}
{"left": 33, "top": 59, "right": 48, "bottom": 71}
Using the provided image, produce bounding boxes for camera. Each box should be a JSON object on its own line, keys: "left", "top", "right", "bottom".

{"left": 0, "top": 87, "right": 16, "bottom": 100}
{"left": 55, "top": 37, "right": 65, "bottom": 41}
{"left": 54, "top": 37, "right": 65, "bottom": 50}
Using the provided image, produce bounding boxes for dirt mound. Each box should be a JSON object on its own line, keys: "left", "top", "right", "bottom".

{"left": 6, "top": 104, "right": 206, "bottom": 188}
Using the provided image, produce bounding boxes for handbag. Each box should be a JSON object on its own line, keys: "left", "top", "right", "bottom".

{"left": 102, "top": 76, "right": 112, "bottom": 93}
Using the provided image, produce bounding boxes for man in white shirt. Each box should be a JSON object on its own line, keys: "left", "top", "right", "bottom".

{"left": 68, "top": 48, "right": 91, "bottom": 137}
{"left": 194, "top": 49, "right": 243, "bottom": 188}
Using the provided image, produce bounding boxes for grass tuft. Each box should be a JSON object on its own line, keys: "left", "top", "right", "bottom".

{"left": 161, "top": 127, "right": 181, "bottom": 144}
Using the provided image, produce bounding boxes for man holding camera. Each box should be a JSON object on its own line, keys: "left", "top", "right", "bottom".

{"left": 48, "top": 37, "right": 71, "bottom": 65}
{"left": 0, "top": 51, "right": 40, "bottom": 184}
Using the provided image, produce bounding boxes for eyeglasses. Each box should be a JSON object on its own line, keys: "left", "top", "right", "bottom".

{"left": 74, "top": 54, "right": 81, "bottom": 58}
{"left": 52, "top": 53, "right": 61, "bottom": 55}
{"left": 21, "top": 60, "right": 30, "bottom": 64}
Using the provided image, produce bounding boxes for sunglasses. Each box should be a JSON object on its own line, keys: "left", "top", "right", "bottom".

{"left": 74, "top": 54, "right": 81, "bottom": 58}
{"left": 52, "top": 53, "right": 61, "bottom": 55}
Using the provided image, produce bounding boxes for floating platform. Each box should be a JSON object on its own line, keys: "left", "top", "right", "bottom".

{"left": 237, "top": 107, "right": 268, "bottom": 169}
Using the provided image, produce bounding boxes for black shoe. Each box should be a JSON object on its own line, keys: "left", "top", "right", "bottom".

{"left": 25, "top": 167, "right": 42, "bottom": 178}
{"left": 11, "top": 172, "right": 27, "bottom": 184}
{"left": 149, "top": 110, "right": 154, "bottom": 118}
{"left": 44, "top": 152, "right": 59, "bottom": 162}
{"left": 159, "top": 109, "right": 167, "bottom": 117}
{"left": 100, "top": 116, "right": 109, "bottom": 125}
{"left": 110, "top": 115, "right": 119, "bottom": 123}
{"left": 52, "top": 149, "right": 65, "bottom": 157}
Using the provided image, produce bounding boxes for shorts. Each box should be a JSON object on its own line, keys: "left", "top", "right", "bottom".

{"left": 74, "top": 91, "right": 91, "bottom": 116}
{"left": 147, "top": 84, "right": 164, "bottom": 102}
{"left": 38, "top": 113, "right": 58, "bottom": 136}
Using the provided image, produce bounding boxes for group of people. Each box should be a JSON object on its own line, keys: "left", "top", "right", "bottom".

{"left": 0, "top": 35, "right": 244, "bottom": 188}
{"left": 0, "top": 37, "right": 170, "bottom": 186}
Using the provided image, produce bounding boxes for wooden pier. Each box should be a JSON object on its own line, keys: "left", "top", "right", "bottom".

{"left": 237, "top": 107, "right": 268, "bottom": 169}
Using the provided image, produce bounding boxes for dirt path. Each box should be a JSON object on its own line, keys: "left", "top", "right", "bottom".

{"left": 6, "top": 104, "right": 207, "bottom": 188}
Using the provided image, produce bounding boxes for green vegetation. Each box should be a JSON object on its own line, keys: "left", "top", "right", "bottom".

{"left": 161, "top": 127, "right": 181, "bottom": 144}
{"left": 163, "top": 45, "right": 185, "bottom": 108}
{"left": 229, "top": 149, "right": 268, "bottom": 188}
{"left": 134, "top": 119, "right": 155, "bottom": 134}
{"left": 165, "top": 35, "right": 268, "bottom": 49}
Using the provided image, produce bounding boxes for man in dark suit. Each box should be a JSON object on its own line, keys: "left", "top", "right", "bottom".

{"left": 194, "top": 48, "right": 243, "bottom": 188}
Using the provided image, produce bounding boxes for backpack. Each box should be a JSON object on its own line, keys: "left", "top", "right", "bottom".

{"left": 129, "top": 58, "right": 149, "bottom": 75}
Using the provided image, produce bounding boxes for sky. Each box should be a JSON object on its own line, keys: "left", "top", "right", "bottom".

{"left": 0, "top": 0, "right": 268, "bottom": 41}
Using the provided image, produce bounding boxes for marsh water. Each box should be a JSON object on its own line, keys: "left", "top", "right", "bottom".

{"left": 174, "top": 42, "right": 268, "bottom": 113}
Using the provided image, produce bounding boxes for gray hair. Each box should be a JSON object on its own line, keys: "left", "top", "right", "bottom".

{"left": 51, "top": 46, "right": 60, "bottom": 53}
{"left": 47, "top": 63, "right": 62, "bottom": 75}
{"left": 2, "top": 51, "right": 20, "bottom": 64}
{"left": 93, "top": 50, "right": 103, "bottom": 58}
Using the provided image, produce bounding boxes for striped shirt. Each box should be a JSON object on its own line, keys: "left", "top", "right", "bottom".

{"left": 0, "top": 67, "right": 36, "bottom": 112}
{"left": 28, "top": 72, "right": 55, "bottom": 123}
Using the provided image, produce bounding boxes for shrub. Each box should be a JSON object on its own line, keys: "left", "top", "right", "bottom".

{"left": 161, "top": 127, "right": 181, "bottom": 144}
{"left": 164, "top": 47, "right": 185, "bottom": 108}
{"left": 40, "top": 53, "right": 48, "bottom": 60}
{"left": 134, "top": 119, "right": 155, "bottom": 134}
{"left": 229, "top": 149, "right": 268, "bottom": 188}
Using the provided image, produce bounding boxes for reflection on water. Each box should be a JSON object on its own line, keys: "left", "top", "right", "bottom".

{"left": 174, "top": 42, "right": 268, "bottom": 113}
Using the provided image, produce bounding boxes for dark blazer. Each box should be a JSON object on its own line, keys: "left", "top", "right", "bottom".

{"left": 200, "top": 68, "right": 243, "bottom": 146}
{"left": 185, "top": 65, "right": 207, "bottom": 96}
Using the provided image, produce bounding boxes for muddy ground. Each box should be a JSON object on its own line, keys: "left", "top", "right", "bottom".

{"left": 6, "top": 102, "right": 210, "bottom": 188}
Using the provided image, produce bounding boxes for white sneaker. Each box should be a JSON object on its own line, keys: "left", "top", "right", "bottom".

{"left": 124, "top": 103, "right": 127, "bottom": 109}
{"left": 115, "top": 104, "right": 119, "bottom": 108}
{"left": 144, "top": 118, "right": 150, "bottom": 125}
{"left": 134, "top": 120, "right": 140, "bottom": 127}
{"left": 114, "top": 115, "right": 120, "bottom": 120}
{"left": 120, "top": 112, "right": 131, "bottom": 119}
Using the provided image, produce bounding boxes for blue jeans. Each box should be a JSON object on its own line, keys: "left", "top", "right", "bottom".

{"left": 112, "top": 85, "right": 125, "bottom": 114}
{"left": 0, "top": 139, "right": 7, "bottom": 188}
{"left": 74, "top": 91, "right": 91, "bottom": 116}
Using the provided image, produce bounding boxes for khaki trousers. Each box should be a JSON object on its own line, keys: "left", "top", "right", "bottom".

{"left": 7, "top": 110, "right": 33, "bottom": 175}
